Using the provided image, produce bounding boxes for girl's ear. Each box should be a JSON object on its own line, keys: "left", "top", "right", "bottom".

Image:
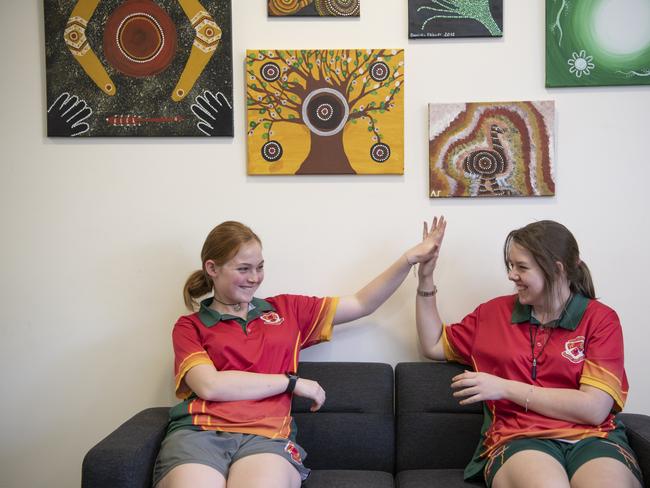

{"left": 555, "top": 260, "right": 566, "bottom": 277}
{"left": 205, "top": 260, "right": 219, "bottom": 278}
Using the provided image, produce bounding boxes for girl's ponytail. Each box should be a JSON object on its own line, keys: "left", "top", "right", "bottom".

{"left": 571, "top": 260, "right": 596, "bottom": 299}
{"left": 183, "top": 269, "right": 212, "bottom": 310}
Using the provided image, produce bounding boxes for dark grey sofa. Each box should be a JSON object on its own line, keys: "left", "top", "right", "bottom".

{"left": 82, "top": 362, "right": 650, "bottom": 488}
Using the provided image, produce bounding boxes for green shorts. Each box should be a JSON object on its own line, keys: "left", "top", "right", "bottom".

{"left": 152, "top": 429, "right": 310, "bottom": 487}
{"left": 482, "top": 429, "right": 643, "bottom": 487}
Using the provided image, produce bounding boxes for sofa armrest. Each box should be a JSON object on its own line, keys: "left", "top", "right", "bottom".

{"left": 82, "top": 407, "right": 170, "bottom": 488}
{"left": 618, "top": 413, "right": 650, "bottom": 484}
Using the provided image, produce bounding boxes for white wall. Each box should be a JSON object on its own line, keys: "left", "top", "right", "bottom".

{"left": 1, "top": 0, "right": 649, "bottom": 486}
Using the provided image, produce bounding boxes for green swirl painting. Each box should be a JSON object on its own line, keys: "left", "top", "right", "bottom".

{"left": 546, "top": 0, "right": 650, "bottom": 87}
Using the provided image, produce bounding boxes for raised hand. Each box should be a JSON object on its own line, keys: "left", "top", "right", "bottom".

{"left": 47, "top": 92, "right": 93, "bottom": 137}
{"left": 417, "top": 216, "right": 446, "bottom": 278}
{"left": 293, "top": 378, "right": 326, "bottom": 412}
{"left": 451, "top": 370, "right": 509, "bottom": 405}
{"left": 191, "top": 90, "right": 233, "bottom": 136}
{"left": 405, "top": 216, "right": 446, "bottom": 269}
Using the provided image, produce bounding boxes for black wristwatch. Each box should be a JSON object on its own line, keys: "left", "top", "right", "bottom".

{"left": 285, "top": 372, "right": 299, "bottom": 394}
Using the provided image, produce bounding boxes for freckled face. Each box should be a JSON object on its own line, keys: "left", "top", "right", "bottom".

{"left": 210, "top": 241, "right": 264, "bottom": 304}
{"left": 507, "top": 242, "right": 546, "bottom": 307}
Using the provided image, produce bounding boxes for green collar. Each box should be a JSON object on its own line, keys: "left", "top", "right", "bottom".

{"left": 511, "top": 293, "right": 589, "bottom": 331}
{"left": 198, "top": 297, "right": 275, "bottom": 327}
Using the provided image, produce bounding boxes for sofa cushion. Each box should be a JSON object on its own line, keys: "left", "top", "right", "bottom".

{"left": 618, "top": 413, "right": 650, "bottom": 484}
{"left": 305, "top": 469, "right": 395, "bottom": 488}
{"left": 82, "top": 407, "right": 169, "bottom": 488}
{"left": 396, "top": 469, "right": 484, "bottom": 488}
{"left": 293, "top": 362, "right": 394, "bottom": 473}
{"left": 395, "top": 362, "right": 482, "bottom": 471}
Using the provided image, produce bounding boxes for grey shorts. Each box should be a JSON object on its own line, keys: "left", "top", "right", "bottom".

{"left": 152, "top": 429, "right": 310, "bottom": 486}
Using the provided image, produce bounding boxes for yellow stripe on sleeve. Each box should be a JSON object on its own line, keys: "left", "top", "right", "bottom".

{"left": 175, "top": 351, "right": 213, "bottom": 399}
{"left": 580, "top": 359, "right": 626, "bottom": 411}
{"left": 442, "top": 325, "right": 467, "bottom": 364}
{"left": 301, "top": 297, "right": 338, "bottom": 347}
{"left": 319, "top": 297, "right": 338, "bottom": 342}
{"left": 580, "top": 376, "right": 627, "bottom": 411}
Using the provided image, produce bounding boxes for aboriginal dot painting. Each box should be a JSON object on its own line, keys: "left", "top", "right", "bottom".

{"left": 546, "top": 0, "right": 650, "bottom": 87}
{"left": 44, "top": 0, "right": 233, "bottom": 136}
{"left": 408, "top": 0, "right": 502, "bottom": 39}
{"left": 428, "top": 101, "right": 555, "bottom": 198}
{"left": 246, "top": 49, "right": 404, "bottom": 175}
{"left": 268, "top": 0, "right": 360, "bottom": 17}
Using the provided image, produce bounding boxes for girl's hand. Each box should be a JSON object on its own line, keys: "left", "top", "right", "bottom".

{"left": 450, "top": 371, "right": 509, "bottom": 405}
{"left": 405, "top": 216, "right": 446, "bottom": 276}
{"left": 293, "top": 378, "right": 326, "bottom": 412}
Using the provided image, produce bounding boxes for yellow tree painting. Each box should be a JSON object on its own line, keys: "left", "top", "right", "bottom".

{"left": 246, "top": 49, "right": 404, "bottom": 175}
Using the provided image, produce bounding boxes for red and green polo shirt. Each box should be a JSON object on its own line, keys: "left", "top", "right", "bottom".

{"left": 441, "top": 294, "right": 629, "bottom": 478}
{"left": 168, "top": 294, "right": 339, "bottom": 439}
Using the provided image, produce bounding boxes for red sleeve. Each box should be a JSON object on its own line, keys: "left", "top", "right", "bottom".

{"left": 285, "top": 295, "right": 339, "bottom": 349}
{"left": 442, "top": 306, "right": 480, "bottom": 366}
{"left": 172, "top": 316, "right": 213, "bottom": 399}
{"left": 580, "top": 309, "right": 628, "bottom": 411}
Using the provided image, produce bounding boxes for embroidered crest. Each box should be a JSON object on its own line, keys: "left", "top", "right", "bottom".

{"left": 260, "top": 311, "right": 284, "bottom": 325}
{"left": 285, "top": 441, "right": 302, "bottom": 463}
{"left": 561, "top": 335, "right": 585, "bottom": 363}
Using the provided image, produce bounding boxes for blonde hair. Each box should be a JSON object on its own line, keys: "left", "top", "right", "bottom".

{"left": 183, "top": 221, "right": 261, "bottom": 310}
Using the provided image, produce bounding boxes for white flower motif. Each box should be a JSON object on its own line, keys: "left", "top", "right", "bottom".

{"left": 568, "top": 50, "right": 595, "bottom": 78}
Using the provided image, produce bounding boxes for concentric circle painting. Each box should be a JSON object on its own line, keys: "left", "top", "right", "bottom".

{"left": 246, "top": 49, "right": 404, "bottom": 175}
{"left": 268, "top": 0, "right": 360, "bottom": 17}
{"left": 546, "top": 0, "right": 650, "bottom": 87}
{"left": 428, "top": 101, "right": 555, "bottom": 198}
{"left": 45, "top": 0, "right": 233, "bottom": 136}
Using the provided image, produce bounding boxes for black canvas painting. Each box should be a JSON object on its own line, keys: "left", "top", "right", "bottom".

{"left": 409, "top": 0, "right": 503, "bottom": 39}
{"left": 44, "top": 0, "right": 233, "bottom": 136}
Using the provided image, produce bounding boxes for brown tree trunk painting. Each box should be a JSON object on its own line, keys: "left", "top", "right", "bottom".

{"left": 296, "top": 131, "right": 354, "bottom": 174}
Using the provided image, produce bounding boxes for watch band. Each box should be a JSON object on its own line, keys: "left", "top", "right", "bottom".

{"left": 285, "top": 372, "right": 299, "bottom": 394}
{"left": 417, "top": 285, "right": 437, "bottom": 297}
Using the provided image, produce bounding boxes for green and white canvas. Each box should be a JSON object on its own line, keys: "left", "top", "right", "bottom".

{"left": 546, "top": 0, "right": 650, "bottom": 87}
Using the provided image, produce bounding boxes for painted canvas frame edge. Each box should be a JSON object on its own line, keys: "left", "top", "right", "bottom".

{"left": 267, "top": 0, "right": 360, "bottom": 17}
{"left": 545, "top": 0, "right": 650, "bottom": 88}
{"left": 408, "top": 0, "right": 503, "bottom": 39}
{"left": 44, "top": 0, "right": 234, "bottom": 137}
{"left": 246, "top": 48, "right": 404, "bottom": 175}
{"left": 428, "top": 100, "right": 556, "bottom": 198}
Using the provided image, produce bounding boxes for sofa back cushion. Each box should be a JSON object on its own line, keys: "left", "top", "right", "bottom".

{"left": 395, "top": 362, "right": 483, "bottom": 471}
{"left": 292, "top": 362, "right": 394, "bottom": 473}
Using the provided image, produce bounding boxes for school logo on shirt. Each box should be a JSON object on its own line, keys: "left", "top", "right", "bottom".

{"left": 561, "top": 336, "right": 585, "bottom": 363}
{"left": 284, "top": 441, "right": 302, "bottom": 463}
{"left": 260, "top": 311, "right": 284, "bottom": 325}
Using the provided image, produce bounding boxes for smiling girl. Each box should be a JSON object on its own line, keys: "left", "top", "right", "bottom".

{"left": 415, "top": 220, "right": 642, "bottom": 488}
{"left": 153, "top": 219, "right": 445, "bottom": 488}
